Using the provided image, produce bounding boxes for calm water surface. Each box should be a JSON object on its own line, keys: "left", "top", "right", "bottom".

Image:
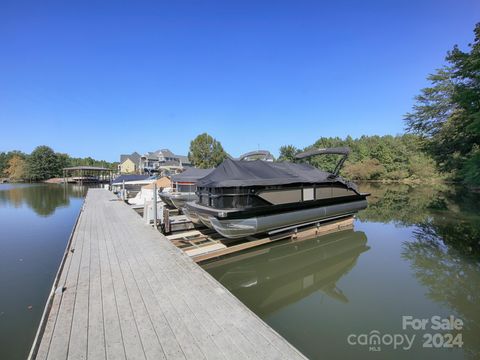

{"left": 1, "top": 183, "right": 479, "bottom": 360}
{"left": 205, "top": 183, "right": 480, "bottom": 360}
{"left": 0, "top": 183, "right": 86, "bottom": 360}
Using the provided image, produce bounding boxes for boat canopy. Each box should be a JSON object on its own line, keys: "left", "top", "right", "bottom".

{"left": 171, "top": 167, "right": 214, "bottom": 183}
{"left": 196, "top": 158, "right": 340, "bottom": 188}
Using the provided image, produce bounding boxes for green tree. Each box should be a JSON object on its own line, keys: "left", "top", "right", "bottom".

{"left": 188, "top": 133, "right": 227, "bottom": 168}
{"left": 279, "top": 134, "right": 440, "bottom": 181}
{"left": 0, "top": 152, "right": 7, "bottom": 177}
{"left": 278, "top": 145, "right": 299, "bottom": 162}
{"left": 56, "top": 153, "right": 70, "bottom": 171}
{"left": 27, "top": 145, "right": 63, "bottom": 181}
{"left": 405, "top": 23, "right": 480, "bottom": 187}
{"left": 343, "top": 158, "right": 386, "bottom": 180}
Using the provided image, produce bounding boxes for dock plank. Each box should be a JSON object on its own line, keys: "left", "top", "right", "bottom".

{"left": 31, "top": 189, "right": 306, "bottom": 360}
{"left": 35, "top": 206, "right": 86, "bottom": 360}
{"left": 47, "top": 209, "right": 87, "bottom": 360}
{"left": 68, "top": 200, "right": 91, "bottom": 360}
{"left": 97, "top": 212, "right": 125, "bottom": 360}
{"left": 87, "top": 203, "right": 106, "bottom": 360}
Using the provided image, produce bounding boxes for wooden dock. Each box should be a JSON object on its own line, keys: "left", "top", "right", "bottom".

{"left": 30, "top": 189, "right": 306, "bottom": 360}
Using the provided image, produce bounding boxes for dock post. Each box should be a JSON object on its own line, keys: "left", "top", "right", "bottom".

{"left": 163, "top": 206, "right": 170, "bottom": 234}
{"left": 153, "top": 183, "right": 158, "bottom": 229}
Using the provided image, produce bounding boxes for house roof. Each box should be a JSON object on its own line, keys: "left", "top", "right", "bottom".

{"left": 158, "top": 149, "right": 176, "bottom": 158}
{"left": 178, "top": 155, "right": 191, "bottom": 164}
{"left": 140, "top": 149, "right": 189, "bottom": 164}
{"left": 120, "top": 152, "right": 141, "bottom": 164}
{"left": 142, "top": 151, "right": 159, "bottom": 160}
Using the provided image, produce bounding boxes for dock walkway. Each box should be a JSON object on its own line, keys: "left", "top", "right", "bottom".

{"left": 31, "top": 189, "right": 305, "bottom": 360}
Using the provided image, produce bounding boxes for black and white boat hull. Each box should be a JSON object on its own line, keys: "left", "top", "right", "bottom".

{"left": 188, "top": 199, "right": 367, "bottom": 239}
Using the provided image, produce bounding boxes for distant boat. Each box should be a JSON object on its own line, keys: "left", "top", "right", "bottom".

{"left": 111, "top": 174, "right": 156, "bottom": 197}
{"left": 185, "top": 147, "right": 369, "bottom": 238}
{"left": 161, "top": 168, "right": 214, "bottom": 211}
{"left": 127, "top": 177, "right": 171, "bottom": 206}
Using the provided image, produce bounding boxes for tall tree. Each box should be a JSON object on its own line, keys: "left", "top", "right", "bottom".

{"left": 188, "top": 133, "right": 227, "bottom": 168}
{"left": 27, "top": 145, "right": 62, "bottom": 181}
{"left": 405, "top": 23, "right": 480, "bottom": 186}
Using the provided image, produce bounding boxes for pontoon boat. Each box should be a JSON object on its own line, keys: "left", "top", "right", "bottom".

{"left": 185, "top": 147, "right": 368, "bottom": 238}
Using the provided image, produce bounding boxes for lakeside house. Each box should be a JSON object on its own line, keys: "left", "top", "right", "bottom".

{"left": 118, "top": 152, "right": 141, "bottom": 173}
{"left": 118, "top": 149, "right": 191, "bottom": 175}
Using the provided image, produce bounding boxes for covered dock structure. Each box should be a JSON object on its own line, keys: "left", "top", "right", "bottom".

{"left": 62, "top": 166, "right": 113, "bottom": 185}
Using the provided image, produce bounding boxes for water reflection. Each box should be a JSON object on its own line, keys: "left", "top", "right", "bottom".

{"left": 0, "top": 183, "right": 87, "bottom": 360}
{"left": 205, "top": 183, "right": 480, "bottom": 359}
{"left": 358, "top": 183, "right": 480, "bottom": 258}
{"left": 0, "top": 184, "right": 87, "bottom": 216}
{"left": 205, "top": 230, "right": 369, "bottom": 317}
{"left": 360, "top": 183, "right": 480, "bottom": 359}
{"left": 402, "top": 229, "right": 480, "bottom": 359}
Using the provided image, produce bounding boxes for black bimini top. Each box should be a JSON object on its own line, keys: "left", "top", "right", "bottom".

{"left": 196, "top": 158, "right": 356, "bottom": 189}
{"left": 171, "top": 167, "right": 214, "bottom": 183}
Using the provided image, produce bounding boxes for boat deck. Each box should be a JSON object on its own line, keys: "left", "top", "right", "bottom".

{"left": 30, "top": 188, "right": 305, "bottom": 360}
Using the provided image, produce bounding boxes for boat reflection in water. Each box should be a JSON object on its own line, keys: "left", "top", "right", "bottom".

{"left": 204, "top": 229, "right": 369, "bottom": 317}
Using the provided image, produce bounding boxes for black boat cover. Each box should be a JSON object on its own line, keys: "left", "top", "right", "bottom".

{"left": 171, "top": 167, "right": 214, "bottom": 183}
{"left": 197, "top": 158, "right": 357, "bottom": 189}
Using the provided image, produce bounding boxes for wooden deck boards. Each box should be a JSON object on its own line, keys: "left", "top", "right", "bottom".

{"left": 32, "top": 189, "right": 305, "bottom": 360}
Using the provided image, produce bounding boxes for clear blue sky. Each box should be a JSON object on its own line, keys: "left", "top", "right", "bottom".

{"left": 0, "top": 0, "right": 478, "bottom": 161}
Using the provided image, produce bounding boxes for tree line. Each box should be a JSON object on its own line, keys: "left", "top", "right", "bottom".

{"left": 278, "top": 134, "right": 440, "bottom": 181}
{"left": 187, "top": 132, "right": 441, "bottom": 182}
{"left": 0, "top": 146, "right": 118, "bottom": 181}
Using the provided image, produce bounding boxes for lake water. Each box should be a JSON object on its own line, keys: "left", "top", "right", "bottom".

{"left": 205, "top": 183, "right": 480, "bottom": 360}
{"left": 0, "top": 183, "right": 87, "bottom": 360}
{"left": 1, "top": 183, "right": 479, "bottom": 360}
